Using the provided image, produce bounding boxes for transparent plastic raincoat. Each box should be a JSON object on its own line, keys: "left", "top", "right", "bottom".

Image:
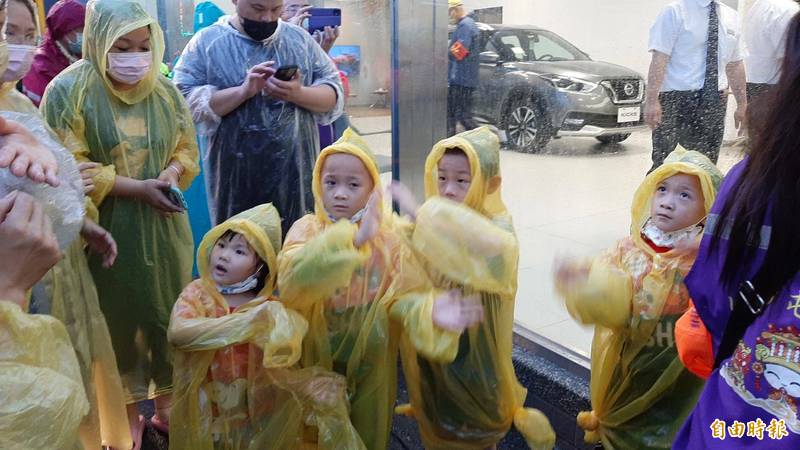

{"left": 397, "top": 126, "right": 555, "bottom": 450}
{"left": 173, "top": 17, "right": 343, "bottom": 233}
{"left": 555, "top": 149, "right": 723, "bottom": 449}
{"left": 41, "top": 0, "right": 199, "bottom": 403}
{"left": 169, "top": 203, "right": 364, "bottom": 450}
{"left": 277, "top": 129, "right": 461, "bottom": 449}
{"left": 0, "top": 301, "right": 89, "bottom": 450}
{"left": 0, "top": 7, "right": 131, "bottom": 445}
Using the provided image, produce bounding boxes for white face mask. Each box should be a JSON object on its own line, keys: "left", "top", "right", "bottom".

{"left": 107, "top": 51, "right": 152, "bottom": 85}
{"left": 1, "top": 44, "right": 36, "bottom": 82}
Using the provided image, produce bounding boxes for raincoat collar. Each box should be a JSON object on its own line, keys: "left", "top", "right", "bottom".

{"left": 424, "top": 126, "right": 507, "bottom": 217}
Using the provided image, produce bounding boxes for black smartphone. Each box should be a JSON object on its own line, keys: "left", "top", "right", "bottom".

{"left": 308, "top": 8, "right": 341, "bottom": 34}
{"left": 274, "top": 65, "right": 299, "bottom": 81}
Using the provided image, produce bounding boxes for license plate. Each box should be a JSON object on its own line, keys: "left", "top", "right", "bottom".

{"left": 617, "top": 106, "right": 641, "bottom": 123}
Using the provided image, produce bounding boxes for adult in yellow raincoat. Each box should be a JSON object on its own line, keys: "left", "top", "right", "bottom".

{"left": 394, "top": 126, "right": 555, "bottom": 450}
{"left": 169, "top": 203, "right": 364, "bottom": 450}
{"left": 277, "top": 129, "right": 474, "bottom": 449}
{"left": 555, "top": 148, "right": 722, "bottom": 449}
{"left": 0, "top": 2, "right": 130, "bottom": 448}
{"left": 41, "top": 0, "right": 199, "bottom": 429}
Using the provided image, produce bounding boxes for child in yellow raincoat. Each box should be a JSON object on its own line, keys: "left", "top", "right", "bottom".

{"left": 0, "top": 2, "right": 131, "bottom": 448}
{"left": 168, "top": 203, "right": 364, "bottom": 450}
{"left": 390, "top": 126, "right": 555, "bottom": 450}
{"left": 277, "top": 128, "right": 484, "bottom": 449}
{"left": 41, "top": 0, "right": 199, "bottom": 441}
{"left": 554, "top": 148, "right": 723, "bottom": 449}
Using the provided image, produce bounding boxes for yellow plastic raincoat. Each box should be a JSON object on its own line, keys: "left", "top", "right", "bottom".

{"left": 0, "top": 9, "right": 130, "bottom": 446}
{"left": 277, "top": 129, "right": 462, "bottom": 449}
{"left": 0, "top": 301, "right": 89, "bottom": 450}
{"left": 169, "top": 203, "right": 364, "bottom": 450}
{"left": 41, "top": 0, "right": 199, "bottom": 403}
{"left": 397, "top": 126, "right": 555, "bottom": 450}
{"left": 556, "top": 149, "right": 723, "bottom": 449}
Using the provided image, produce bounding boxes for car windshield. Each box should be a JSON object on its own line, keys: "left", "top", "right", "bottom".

{"left": 491, "top": 30, "right": 589, "bottom": 62}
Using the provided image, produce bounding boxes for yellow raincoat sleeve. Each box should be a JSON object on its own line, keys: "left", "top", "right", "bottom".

{"left": 555, "top": 244, "right": 633, "bottom": 331}
{"left": 40, "top": 80, "right": 116, "bottom": 207}
{"left": 277, "top": 216, "right": 369, "bottom": 309}
{"left": 166, "top": 92, "right": 200, "bottom": 191}
{"left": 0, "top": 301, "right": 89, "bottom": 450}
{"left": 413, "top": 197, "right": 518, "bottom": 296}
{"left": 168, "top": 281, "right": 305, "bottom": 368}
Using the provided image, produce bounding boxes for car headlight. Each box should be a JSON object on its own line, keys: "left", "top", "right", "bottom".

{"left": 539, "top": 74, "right": 598, "bottom": 94}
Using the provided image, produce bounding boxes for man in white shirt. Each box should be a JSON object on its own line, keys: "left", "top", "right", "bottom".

{"left": 743, "top": 0, "right": 798, "bottom": 137}
{"left": 644, "top": 0, "right": 748, "bottom": 171}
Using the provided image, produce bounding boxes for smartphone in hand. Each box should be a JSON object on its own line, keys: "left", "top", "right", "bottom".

{"left": 164, "top": 185, "right": 188, "bottom": 211}
{"left": 274, "top": 65, "right": 299, "bottom": 81}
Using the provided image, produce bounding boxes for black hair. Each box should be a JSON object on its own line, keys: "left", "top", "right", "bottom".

{"left": 711, "top": 14, "right": 800, "bottom": 292}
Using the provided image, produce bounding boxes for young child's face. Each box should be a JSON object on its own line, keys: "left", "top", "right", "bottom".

{"left": 321, "top": 153, "right": 375, "bottom": 221}
{"left": 210, "top": 233, "right": 261, "bottom": 286}
{"left": 437, "top": 151, "right": 472, "bottom": 203}
{"left": 650, "top": 173, "right": 706, "bottom": 233}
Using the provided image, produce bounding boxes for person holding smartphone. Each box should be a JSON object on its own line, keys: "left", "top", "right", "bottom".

{"left": 174, "top": 0, "right": 343, "bottom": 236}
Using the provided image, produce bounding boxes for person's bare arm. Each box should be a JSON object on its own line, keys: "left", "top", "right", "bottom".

{"left": 726, "top": 60, "right": 748, "bottom": 133}
{"left": 644, "top": 51, "right": 670, "bottom": 129}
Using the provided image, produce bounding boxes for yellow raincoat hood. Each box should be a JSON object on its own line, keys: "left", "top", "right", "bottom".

{"left": 312, "top": 127, "right": 382, "bottom": 224}
{"left": 197, "top": 203, "right": 282, "bottom": 298}
{"left": 630, "top": 147, "right": 723, "bottom": 254}
{"left": 84, "top": 0, "right": 165, "bottom": 104}
{"left": 424, "top": 126, "right": 506, "bottom": 217}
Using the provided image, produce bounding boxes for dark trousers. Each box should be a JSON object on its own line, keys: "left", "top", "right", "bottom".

{"left": 447, "top": 84, "right": 478, "bottom": 136}
{"left": 650, "top": 90, "right": 727, "bottom": 171}
{"left": 746, "top": 82, "right": 775, "bottom": 143}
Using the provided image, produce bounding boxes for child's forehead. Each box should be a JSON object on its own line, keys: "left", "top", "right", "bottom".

{"left": 660, "top": 172, "right": 701, "bottom": 187}
{"left": 438, "top": 151, "right": 471, "bottom": 170}
{"left": 322, "top": 152, "right": 371, "bottom": 177}
{"left": 218, "top": 231, "right": 251, "bottom": 246}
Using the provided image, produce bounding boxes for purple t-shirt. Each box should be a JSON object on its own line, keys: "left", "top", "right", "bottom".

{"left": 675, "top": 159, "right": 800, "bottom": 448}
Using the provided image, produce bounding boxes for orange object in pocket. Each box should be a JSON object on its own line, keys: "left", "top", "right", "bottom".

{"left": 675, "top": 301, "right": 714, "bottom": 379}
{"left": 450, "top": 41, "right": 469, "bottom": 61}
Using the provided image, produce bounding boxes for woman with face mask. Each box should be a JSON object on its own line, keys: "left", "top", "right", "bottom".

{"left": 21, "top": 0, "right": 84, "bottom": 107}
{"left": 40, "top": 1, "right": 200, "bottom": 447}
{"left": 1, "top": 2, "right": 133, "bottom": 449}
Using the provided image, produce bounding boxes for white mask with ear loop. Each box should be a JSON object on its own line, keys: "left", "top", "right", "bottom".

{"left": 1, "top": 44, "right": 36, "bottom": 82}
{"left": 107, "top": 51, "right": 153, "bottom": 84}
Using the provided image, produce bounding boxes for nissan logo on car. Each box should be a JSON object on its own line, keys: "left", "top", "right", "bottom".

{"left": 623, "top": 82, "right": 636, "bottom": 97}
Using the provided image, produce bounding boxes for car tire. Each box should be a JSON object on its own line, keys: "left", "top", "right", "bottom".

{"left": 595, "top": 134, "right": 631, "bottom": 144}
{"left": 503, "top": 97, "right": 551, "bottom": 153}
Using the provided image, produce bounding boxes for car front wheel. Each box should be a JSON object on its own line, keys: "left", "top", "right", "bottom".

{"left": 503, "top": 98, "right": 551, "bottom": 153}
{"left": 595, "top": 134, "right": 631, "bottom": 144}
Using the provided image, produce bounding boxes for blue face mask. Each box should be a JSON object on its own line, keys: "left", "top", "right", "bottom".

{"left": 67, "top": 33, "right": 82, "bottom": 56}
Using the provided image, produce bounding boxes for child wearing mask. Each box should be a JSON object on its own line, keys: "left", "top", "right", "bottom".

{"left": 277, "top": 129, "right": 484, "bottom": 449}
{"left": 554, "top": 148, "right": 723, "bottom": 449}
{"left": 390, "top": 126, "right": 556, "bottom": 450}
{"left": 168, "top": 203, "right": 364, "bottom": 450}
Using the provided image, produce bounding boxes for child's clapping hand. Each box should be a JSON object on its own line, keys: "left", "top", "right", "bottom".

{"left": 354, "top": 189, "right": 382, "bottom": 247}
{"left": 432, "top": 289, "right": 484, "bottom": 333}
{"left": 554, "top": 256, "right": 591, "bottom": 294}
{"left": 388, "top": 181, "right": 420, "bottom": 221}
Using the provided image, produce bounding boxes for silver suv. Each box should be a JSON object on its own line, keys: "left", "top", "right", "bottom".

{"left": 468, "top": 23, "right": 647, "bottom": 152}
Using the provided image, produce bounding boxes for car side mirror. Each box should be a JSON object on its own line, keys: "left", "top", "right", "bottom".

{"left": 480, "top": 51, "right": 501, "bottom": 65}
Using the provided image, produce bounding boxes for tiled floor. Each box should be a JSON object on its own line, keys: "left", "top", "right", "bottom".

{"left": 351, "top": 111, "right": 743, "bottom": 361}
